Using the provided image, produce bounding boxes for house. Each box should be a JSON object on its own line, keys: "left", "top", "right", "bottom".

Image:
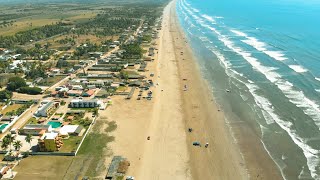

{"left": 69, "top": 99, "right": 99, "bottom": 108}
{"left": 128, "top": 74, "right": 145, "bottom": 79}
{"left": 95, "top": 89, "right": 109, "bottom": 98}
{"left": 89, "top": 52, "right": 103, "bottom": 58}
{"left": 52, "top": 69, "right": 60, "bottom": 74}
{"left": 1, "top": 116, "right": 14, "bottom": 122}
{"left": 51, "top": 115, "right": 60, "bottom": 120}
{"left": 82, "top": 89, "right": 95, "bottom": 97}
{"left": 21, "top": 124, "right": 52, "bottom": 135}
{"left": 67, "top": 90, "right": 82, "bottom": 97}
{"left": 34, "top": 77, "right": 44, "bottom": 84}
{"left": 109, "top": 44, "right": 117, "bottom": 49}
{"left": 55, "top": 86, "right": 69, "bottom": 92}
{"left": 35, "top": 101, "right": 56, "bottom": 117}
{"left": 59, "top": 125, "right": 83, "bottom": 136}
{"left": 72, "top": 85, "right": 84, "bottom": 90}
{"left": 83, "top": 80, "right": 105, "bottom": 88}
{"left": 38, "top": 132, "right": 63, "bottom": 152}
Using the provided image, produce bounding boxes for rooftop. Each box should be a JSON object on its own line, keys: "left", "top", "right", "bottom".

{"left": 41, "top": 132, "right": 58, "bottom": 140}
{"left": 23, "top": 124, "right": 51, "bottom": 130}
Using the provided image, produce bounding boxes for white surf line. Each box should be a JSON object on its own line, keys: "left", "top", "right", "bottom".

{"left": 179, "top": 6, "right": 320, "bottom": 178}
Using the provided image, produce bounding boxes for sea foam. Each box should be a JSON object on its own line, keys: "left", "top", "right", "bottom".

{"left": 230, "top": 29, "right": 288, "bottom": 61}
{"left": 190, "top": 13, "right": 320, "bottom": 178}
{"left": 289, "top": 65, "right": 308, "bottom": 73}
{"left": 179, "top": 1, "right": 320, "bottom": 178}
{"left": 230, "top": 29, "right": 248, "bottom": 37}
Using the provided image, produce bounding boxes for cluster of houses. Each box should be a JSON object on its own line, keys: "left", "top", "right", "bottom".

{"left": 51, "top": 84, "right": 97, "bottom": 98}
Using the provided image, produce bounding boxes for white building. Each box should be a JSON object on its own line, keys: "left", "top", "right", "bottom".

{"left": 59, "top": 125, "right": 83, "bottom": 136}
{"left": 69, "top": 99, "right": 99, "bottom": 108}
{"left": 35, "top": 101, "right": 55, "bottom": 117}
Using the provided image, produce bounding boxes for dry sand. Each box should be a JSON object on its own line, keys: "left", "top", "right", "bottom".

{"left": 103, "top": 1, "right": 282, "bottom": 180}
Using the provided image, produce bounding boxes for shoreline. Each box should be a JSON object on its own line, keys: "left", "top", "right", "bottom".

{"left": 170, "top": 1, "right": 248, "bottom": 179}
{"left": 173, "top": 0, "right": 283, "bottom": 180}
{"left": 103, "top": 1, "right": 282, "bottom": 179}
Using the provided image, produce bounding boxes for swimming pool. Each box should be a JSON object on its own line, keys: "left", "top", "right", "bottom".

{"left": 0, "top": 124, "right": 8, "bottom": 131}
{"left": 47, "top": 121, "right": 62, "bottom": 128}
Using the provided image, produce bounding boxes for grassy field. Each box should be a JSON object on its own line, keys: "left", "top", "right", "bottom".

{"left": 116, "top": 86, "right": 128, "bottom": 92}
{"left": 13, "top": 116, "right": 116, "bottom": 179}
{"left": 59, "top": 136, "right": 82, "bottom": 153}
{"left": 0, "top": 104, "right": 23, "bottom": 115}
{"left": 27, "top": 117, "right": 38, "bottom": 124}
{"left": 38, "top": 75, "right": 67, "bottom": 86}
{"left": 14, "top": 156, "right": 73, "bottom": 180}
{"left": 0, "top": 3, "right": 100, "bottom": 36}
{"left": 0, "top": 19, "right": 59, "bottom": 36}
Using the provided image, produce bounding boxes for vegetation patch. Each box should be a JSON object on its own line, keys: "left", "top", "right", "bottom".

{"left": 26, "top": 117, "right": 38, "bottom": 124}
{"left": 60, "top": 136, "right": 82, "bottom": 153}
{"left": 105, "top": 121, "right": 117, "bottom": 133}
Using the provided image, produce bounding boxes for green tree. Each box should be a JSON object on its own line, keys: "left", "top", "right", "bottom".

{"left": 34, "top": 43, "right": 41, "bottom": 49}
{"left": 0, "top": 90, "right": 13, "bottom": 100}
{"left": 13, "top": 140, "right": 22, "bottom": 151}
{"left": 18, "top": 86, "right": 42, "bottom": 95}
{"left": 93, "top": 108, "right": 99, "bottom": 116}
{"left": 120, "top": 70, "right": 129, "bottom": 82}
{"left": 4, "top": 134, "right": 14, "bottom": 151}
{"left": 56, "top": 59, "right": 70, "bottom": 68}
{"left": 7, "top": 77, "right": 27, "bottom": 91}
{"left": 1, "top": 138, "right": 9, "bottom": 150}
{"left": 25, "top": 134, "right": 32, "bottom": 150}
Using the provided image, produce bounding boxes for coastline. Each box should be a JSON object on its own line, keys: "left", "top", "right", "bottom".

{"left": 173, "top": 1, "right": 283, "bottom": 180}
{"left": 170, "top": 1, "right": 248, "bottom": 179}
{"left": 103, "top": 1, "right": 282, "bottom": 179}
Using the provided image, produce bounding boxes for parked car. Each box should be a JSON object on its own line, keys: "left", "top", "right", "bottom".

{"left": 126, "top": 176, "right": 135, "bottom": 180}
{"left": 192, "top": 141, "right": 201, "bottom": 146}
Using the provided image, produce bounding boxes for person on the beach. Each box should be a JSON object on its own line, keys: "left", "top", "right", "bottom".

{"left": 205, "top": 143, "right": 209, "bottom": 148}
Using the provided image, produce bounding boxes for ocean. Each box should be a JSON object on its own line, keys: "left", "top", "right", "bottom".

{"left": 176, "top": 0, "right": 320, "bottom": 179}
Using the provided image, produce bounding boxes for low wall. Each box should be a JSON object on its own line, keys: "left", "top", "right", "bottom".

{"left": 30, "top": 152, "right": 75, "bottom": 156}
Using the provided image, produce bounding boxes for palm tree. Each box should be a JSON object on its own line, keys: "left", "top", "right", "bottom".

{"left": 4, "top": 134, "right": 14, "bottom": 151}
{"left": 13, "top": 140, "right": 22, "bottom": 151}
{"left": 25, "top": 134, "right": 32, "bottom": 150}
{"left": 1, "top": 138, "right": 9, "bottom": 151}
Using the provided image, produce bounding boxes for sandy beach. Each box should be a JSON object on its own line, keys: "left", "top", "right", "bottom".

{"left": 102, "top": 1, "right": 282, "bottom": 180}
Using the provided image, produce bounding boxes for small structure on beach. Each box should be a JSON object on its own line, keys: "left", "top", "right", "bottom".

{"left": 105, "top": 156, "right": 130, "bottom": 179}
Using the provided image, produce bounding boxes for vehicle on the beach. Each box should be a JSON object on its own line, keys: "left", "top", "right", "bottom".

{"left": 192, "top": 141, "right": 201, "bottom": 146}
{"left": 126, "top": 176, "right": 135, "bottom": 180}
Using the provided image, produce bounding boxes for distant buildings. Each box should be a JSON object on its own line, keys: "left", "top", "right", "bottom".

{"left": 69, "top": 99, "right": 99, "bottom": 108}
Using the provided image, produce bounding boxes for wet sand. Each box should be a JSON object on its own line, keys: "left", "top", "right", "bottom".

{"left": 102, "top": 1, "right": 282, "bottom": 179}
